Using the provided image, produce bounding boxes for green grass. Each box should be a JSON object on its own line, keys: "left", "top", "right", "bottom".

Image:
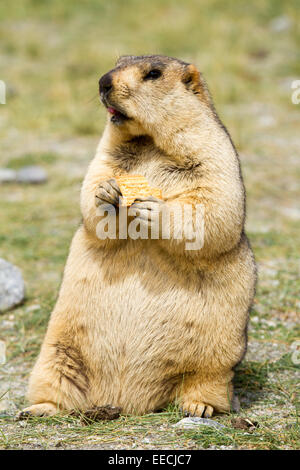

{"left": 1, "top": 0, "right": 300, "bottom": 138}
{"left": 0, "top": 0, "right": 299, "bottom": 450}
{"left": 1, "top": 378, "right": 299, "bottom": 450}
{"left": 6, "top": 153, "right": 58, "bottom": 170}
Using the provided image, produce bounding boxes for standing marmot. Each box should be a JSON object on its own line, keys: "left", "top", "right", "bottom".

{"left": 19, "top": 55, "right": 256, "bottom": 418}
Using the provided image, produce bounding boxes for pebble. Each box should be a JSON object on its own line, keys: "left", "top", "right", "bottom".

{"left": 258, "top": 114, "right": 276, "bottom": 128}
{"left": 173, "top": 417, "right": 225, "bottom": 430}
{"left": 0, "top": 398, "right": 10, "bottom": 412}
{"left": 25, "top": 304, "right": 41, "bottom": 313}
{"left": 270, "top": 15, "right": 292, "bottom": 32}
{"left": 0, "top": 340, "right": 6, "bottom": 365}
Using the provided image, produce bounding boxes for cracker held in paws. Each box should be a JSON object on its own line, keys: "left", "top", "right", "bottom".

{"left": 19, "top": 55, "right": 256, "bottom": 419}
{"left": 116, "top": 174, "right": 162, "bottom": 206}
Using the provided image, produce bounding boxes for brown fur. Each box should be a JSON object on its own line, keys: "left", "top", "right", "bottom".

{"left": 19, "top": 55, "right": 256, "bottom": 418}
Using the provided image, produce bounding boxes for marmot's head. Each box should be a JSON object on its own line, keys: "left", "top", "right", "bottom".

{"left": 99, "top": 55, "right": 210, "bottom": 135}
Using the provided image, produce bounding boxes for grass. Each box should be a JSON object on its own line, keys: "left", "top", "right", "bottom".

{"left": 0, "top": 0, "right": 299, "bottom": 450}
{"left": 6, "top": 153, "right": 58, "bottom": 170}
{"left": 1, "top": 383, "right": 299, "bottom": 451}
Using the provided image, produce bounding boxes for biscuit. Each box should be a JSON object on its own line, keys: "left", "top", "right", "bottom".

{"left": 116, "top": 174, "right": 162, "bottom": 206}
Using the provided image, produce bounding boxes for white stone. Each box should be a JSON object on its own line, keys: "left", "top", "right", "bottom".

{"left": 0, "top": 168, "right": 17, "bottom": 183}
{"left": 0, "top": 259, "right": 25, "bottom": 313}
{"left": 0, "top": 340, "right": 6, "bottom": 365}
{"left": 270, "top": 15, "right": 292, "bottom": 32}
{"left": 173, "top": 417, "right": 225, "bottom": 430}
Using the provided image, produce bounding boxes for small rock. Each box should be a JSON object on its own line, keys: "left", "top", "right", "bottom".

{"left": 281, "top": 207, "right": 300, "bottom": 221}
{"left": 0, "top": 397, "right": 10, "bottom": 412}
{"left": 17, "top": 166, "right": 48, "bottom": 184}
{"left": 0, "top": 340, "right": 6, "bottom": 365}
{"left": 6, "top": 84, "right": 18, "bottom": 99}
{"left": 270, "top": 15, "right": 292, "bottom": 32}
{"left": 0, "top": 320, "right": 14, "bottom": 329}
{"left": 231, "top": 417, "right": 259, "bottom": 432}
{"left": 0, "top": 168, "right": 17, "bottom": 183}
{"left": 258, "top": 114, "right": 276, "bottom": 128}
{"left": 173, "top": 417, "right": 225, "bottom": 430}
{"left": 18, "top": 420, "right": 28, "bottom": 427}
{"left": 0, "top": 259, "right": 25, "bottom": 313}
{"left": 25, "top": 304, "right": 41, "bottom": 313}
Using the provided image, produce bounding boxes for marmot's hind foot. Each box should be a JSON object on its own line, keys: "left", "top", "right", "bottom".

{"left": 181, "top": 401, "right": 214, "bottom": 418}
{"left": 17, "top": 402, "right": 58, "bottom": 419}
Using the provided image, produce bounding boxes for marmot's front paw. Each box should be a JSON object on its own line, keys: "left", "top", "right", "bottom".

{"left": 130, "top": 196, "right": 165, "bottom": 230}
{"left": 95, "top": 178, "right": 122, "bottom": 208}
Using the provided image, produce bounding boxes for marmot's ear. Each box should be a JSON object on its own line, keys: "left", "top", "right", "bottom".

{"left": 115, "top": 55, "right": 136, "bottom": 67}
{"left": 182, "top": 64, "right": 202, "bottom": 94}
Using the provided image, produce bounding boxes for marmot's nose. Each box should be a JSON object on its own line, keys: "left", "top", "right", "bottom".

{"left": 99, "top": 73, "right": 113, "bottom": 97}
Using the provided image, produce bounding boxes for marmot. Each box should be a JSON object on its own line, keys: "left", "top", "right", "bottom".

{"left": 19, "top": 55, "right": 256, "bottom": 418}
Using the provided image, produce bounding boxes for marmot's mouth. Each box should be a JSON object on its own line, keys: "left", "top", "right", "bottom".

{"left": 107, "top": 106, "right": 129, "bottom": 124}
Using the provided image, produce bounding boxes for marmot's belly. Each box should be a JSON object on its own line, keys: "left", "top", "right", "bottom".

{"left": 96, "top": 254, "right": 202, "bottom": 343}
{"left": 89, "top": 251, "right": 208, "bottom": 384}
{"left": 89, "top": 261, "right": 204, "bottom": 410}
{"left": 97, "top": 274, "right": 196, "bottom": 343}
{"left": 85, "top": 242, "right": 252, "bottom": 410}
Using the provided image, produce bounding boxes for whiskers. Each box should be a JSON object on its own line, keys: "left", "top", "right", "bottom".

{"left": 85, "top": 92, "right": 100, "bottom": 105}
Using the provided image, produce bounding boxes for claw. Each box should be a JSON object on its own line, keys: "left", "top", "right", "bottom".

{"left": 181, "top": 401, "right": 214, "bottom": 418}
{"left": 17, "top": 410, "right": 33, "bottom": 421}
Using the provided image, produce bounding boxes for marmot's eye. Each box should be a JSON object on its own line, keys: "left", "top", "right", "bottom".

{"left": 144, "top": 69, "right": 162, "bottom": 81}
